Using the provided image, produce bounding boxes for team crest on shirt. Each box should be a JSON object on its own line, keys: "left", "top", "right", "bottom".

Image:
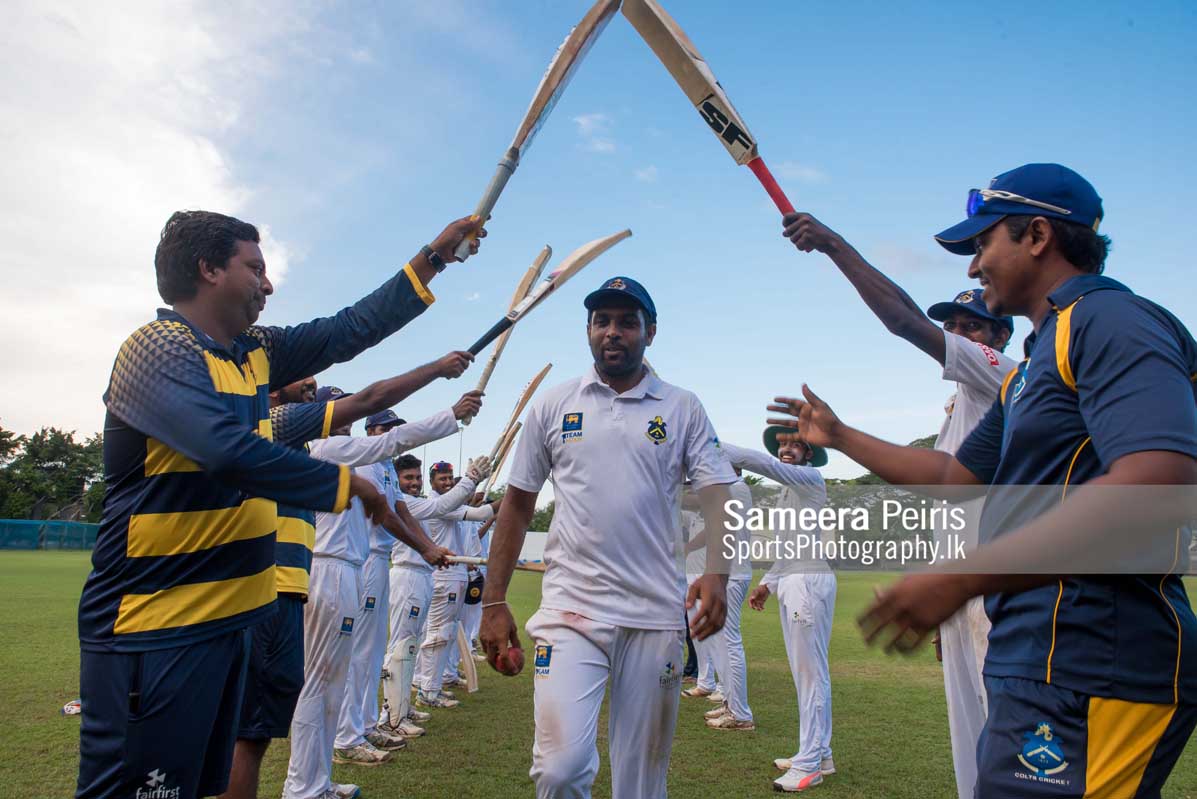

{"left": 658, "top": 660, "right": 681, "bottom": 688}
{"left": 534, "top": 644, "right": 553, "bottom": 678}
{"left": 364, "top": 596, "right": 376, "bottom": 611}
{"left": 645, "top": 416, "right": 668, "bottom": 445}
{"left": 409, "top": 604, "right": 421, "bottom": 618}
{"left": 1015, "top": 722, "right": 1070, "bottom": 781}
{"left": 340, "top": 617, "right": 354, "bottom": 635}
{"left": 562, "top": 412, "right": 584, "bottom": 443}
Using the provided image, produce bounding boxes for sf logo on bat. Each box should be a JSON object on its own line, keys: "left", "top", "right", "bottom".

{"left": 697, "top": 93, "right": 753, "bottom": 161}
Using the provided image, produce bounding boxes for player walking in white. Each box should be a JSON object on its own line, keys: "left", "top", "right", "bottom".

{"left": 680, "top": 503, "right": 722, "bottom": 703}
{"left": 335, "top": 393, "right": 484, "bottom": 756}
{"left": 731, "top": 431, "right": 835, "bottom": 793}
{"left": 282, "top": 393, "right": 456, "bottom": 799}
{"left": 780, "top": 212, "right": 1016, "bottom": 798}
{"left": 413, "top": 463, "right": 499, "bottom": 708}
{"left": 480, "top": 277, "right": 737, "bottom": 799}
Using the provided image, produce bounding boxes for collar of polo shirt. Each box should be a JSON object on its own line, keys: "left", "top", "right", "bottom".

{"left": 581, "top": 364, "right": 664, "bottom": 398}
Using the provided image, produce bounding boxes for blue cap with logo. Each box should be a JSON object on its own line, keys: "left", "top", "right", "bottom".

{"left": 927, "top": 289, "right": 1014, "bottom": 334}
{"left": 315, "top": 385, "right": 350, "bottom": 403}
{"left": 584, "top": 276, "right": 657, "bottom": 323}
{"left": 366, "top": 409, "right": 404, "bottom": 429}
{"left": 934, "top": 163, "right": 1104, "bottom": 255}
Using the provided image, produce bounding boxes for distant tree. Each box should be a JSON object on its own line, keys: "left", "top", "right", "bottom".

{"left": 530, "top": 501, "right": 555, "bottom": 532}
{"left": 741, "top": 474, "right": 764, "bottom": 487}
{"left": 0, "top": 427, "right": 104, "bottom": 520}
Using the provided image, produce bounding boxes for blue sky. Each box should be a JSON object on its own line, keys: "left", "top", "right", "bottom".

{"left": 3, "top": 0, "right": 1196, "bottom": 487}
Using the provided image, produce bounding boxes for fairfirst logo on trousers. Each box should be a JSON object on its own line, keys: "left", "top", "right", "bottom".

{"left": 136, "top": 770, "right": 180, "bottom": 799}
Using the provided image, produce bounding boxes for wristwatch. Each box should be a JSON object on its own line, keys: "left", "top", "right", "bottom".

{"left": 421, "top": 244, "right": 446, "bottom": 273}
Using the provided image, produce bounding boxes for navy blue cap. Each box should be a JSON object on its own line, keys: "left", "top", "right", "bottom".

{"left": 927, "top": 289, "right": 1015, "bottom": 334}
{"left": 365, "top": 409, "right": 403, "bottom": 429}
{"left": 315, "top": 385, "right": 350, "bottom": 403}
{"left": 935, "top": 163, "right": 1104, "bottom": 255}
{"left": 583, "top": 276, "right": 657, "bottom": 323}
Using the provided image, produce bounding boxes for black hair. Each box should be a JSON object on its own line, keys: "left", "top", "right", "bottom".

{"left": 1003, "top": 216, "right": 1110, "bottom": 275}
{"left": 394, "top": 454, "right": 421, "bottom": 472}
{"left": 154, "top": 210, "right": 260, "bottom": 303}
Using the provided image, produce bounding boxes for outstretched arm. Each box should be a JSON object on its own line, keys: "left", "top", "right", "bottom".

{"left": 328, "top": 351, "right": 475, "bottom": 431}
{"left": 782, "top": 212, "right": 946, "bottom": 364}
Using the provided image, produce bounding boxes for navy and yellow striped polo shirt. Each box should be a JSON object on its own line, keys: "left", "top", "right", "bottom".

{"left": 270, "top": 400, "right": 337, "bottom": 596}
{"left": 956, "top": 275, "right": 1197, "bottom": 704}
{"left": 79, "top": 263, "right": 436, "bottom": 652}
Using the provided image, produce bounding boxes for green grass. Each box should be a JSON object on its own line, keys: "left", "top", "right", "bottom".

{"left": 1, "top": 551, "right": 1194, "bottom": 797}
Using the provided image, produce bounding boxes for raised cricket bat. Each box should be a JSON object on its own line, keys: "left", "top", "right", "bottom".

{"left": 480, "top": 422, "right": 522, "bottom": 497}
{"left": 454, "top": 0, "right": 621, "bottom": 260}
{"left": 466, "top": 230, "right": 631, "bottom": 355}
{"left": 490, "top": 364, "right": 552, "bottom": 459}
{"left": 622, "top": 0, "right": 794, "bottom": 215}
{"left": 462, "top": 245, "right": 552, "bottom": 426}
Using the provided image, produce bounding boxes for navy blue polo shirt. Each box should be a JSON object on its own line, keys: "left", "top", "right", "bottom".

{"left": 956, "top": 274, "right": 1197, "bottom": 704}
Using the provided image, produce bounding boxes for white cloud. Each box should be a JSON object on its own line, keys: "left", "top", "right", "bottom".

{"left": 572, "top": 112, "right": 615, "bottom": 154}
{"left": 634, "top": 165, "right": 659, "bottom": 183}
{"left": 465, "top": 292, "right": 481, "bottom": 302}
{"left": 776, "top": 161, "right": 828, "bottom": 183}
{"left": 0, "top": 1, "right": 309, "bottom": 436}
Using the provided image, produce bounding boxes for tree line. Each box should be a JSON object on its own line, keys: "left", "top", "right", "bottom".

{"left": 0, "top": 424, "right": 104, "bottom": 522}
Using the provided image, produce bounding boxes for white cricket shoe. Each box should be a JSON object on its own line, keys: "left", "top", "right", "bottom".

{"left": 707, "top": 691, "right": 725, "bottom": 703}
{"left": 365, "top": 728, "right": 407, "bottom": 751}
{"left": 380, "top": 718, "right": 426, "bottom": 738}
{"left": 328, "top": 783, "right": 361, "bottom": 799}
{"left": 773, "top": 757, "right": 835, "bottom": 776}
{"left": 681, "top": 686, "right": 714, "bottom": 698}
{"left": 472, "top": 650, "right": 487, "bottom": 662}
{"left": 332, "top": 742, "right": 392, "bottom": 766}
{"left": 406, "top": 708, "right": 432, "bottom": 723}
{"left": 415, "top": 690, "right": 460, "bottom": 709}
{"left": 773, "top": 768, "right": 823, "bottom": 792}
{"left": 704, "top": 703, "right": 731, "bottom": 720}
{"left": 706, "top": 714, "right": 756, "bottom": 731}
{"left": 444, "top": 674, "right": 468, "bottom": 688}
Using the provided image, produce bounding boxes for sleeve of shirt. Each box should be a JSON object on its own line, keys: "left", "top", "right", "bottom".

{"left": 246, "top": 263, "right": 436, "bottom": 389}
{"left": 307, "top": 414, "right": 455, "bottom": 468}
{"left": 953, "top": 398, "right": 1005, "bottom": 485}
{"left": 722, "top": 442, "right": 823, "bottom": 488}
{"left": 270, "top": 401, "right": 334, "bottom": 449}
{"left": 393, "top": 409, "right": 460, "bottom": 451}
{"left": 506, "top": 398, "right": 552, "bottom": 494}
{"left": 461, "top": 504, "right": 495, "bottom": 523}
{"left": 105, "top": 321, "right": 350, "bottom": 513}
{"left": 681, "top": 394, "right": 737, "bottom": 490}
{"left": 942, "top": 332, "right": 1017, "bottom": 394}
{"left": 404, "top": 478, "right": 477, "bottom": 520}
{"left": 1071, "top": 297, "right": 1197, "bottom": 465}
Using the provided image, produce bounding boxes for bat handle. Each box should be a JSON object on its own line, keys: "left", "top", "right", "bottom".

{"left": 463, "top": 354, "right": 502, "bottom": 426}
{"left": 468, "top": 318, "right": 515, "bottom": 356}
{"left": 747, "top": 157, "right": 794, "bottom": 216}
{"left": 454, "top": 147, "right": 521, "bottom": 261}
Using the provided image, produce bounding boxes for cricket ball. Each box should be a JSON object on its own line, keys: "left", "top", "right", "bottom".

{"left": 497, "top": 646, "right": 524, "bottom": 676}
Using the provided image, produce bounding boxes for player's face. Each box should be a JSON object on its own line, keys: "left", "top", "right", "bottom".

{"left": 430, "top": 471, "right": 455, "bottom": 494}
{"left": 219, "top": 240, "right": 273, "bottom": 330}
{"left": 587, "top": 304, "right": 656, "bottom": 378}
{"left": 398, "top": 468, "right": 423, "bottom": 497}
{"left": 942, "top": 311, "right": 1001, "bottom": 348}
{"left": 968, "top": 222, "right": 1035, "bottom": 319}
{"left": 777, "top": 441, "right": 811, "bottom": 465}
{"left": 278, "top": 377, "right": 316, "bottom": 404}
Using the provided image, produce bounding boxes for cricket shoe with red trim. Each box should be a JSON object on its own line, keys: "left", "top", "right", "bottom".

{"left": 773, "top": 768, "right": 822, "bottom": 792}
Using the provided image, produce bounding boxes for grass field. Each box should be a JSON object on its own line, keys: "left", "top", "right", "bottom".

{"left": 1, "top": 552, "right": 1194, "bottom": 798}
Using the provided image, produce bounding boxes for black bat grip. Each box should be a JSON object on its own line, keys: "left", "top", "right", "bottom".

{"left": 468, "top": 318, "right": 515, "bottom": 356}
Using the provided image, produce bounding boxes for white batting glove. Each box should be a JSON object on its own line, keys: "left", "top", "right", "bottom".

{"left": 465, "top": 455, "right": 492, "bottom": 483}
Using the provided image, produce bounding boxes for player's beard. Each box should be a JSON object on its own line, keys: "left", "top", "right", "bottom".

{"left": 594, "top": 342, "right": 643, "bottom": 379}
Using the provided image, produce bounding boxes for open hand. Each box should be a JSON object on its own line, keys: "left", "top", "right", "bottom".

{"left": 767, "top": 384, "right": 842, "bottom": 450}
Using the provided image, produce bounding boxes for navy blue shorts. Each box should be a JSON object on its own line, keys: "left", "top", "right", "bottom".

{"left": 238, "top": 593, "right": 305, "bottom": 740}
{"left": 976, "top": 675, "right": 1197, "bottom": 798}
{"left": 76, "top": 627, "right": 251, "bottom": 799}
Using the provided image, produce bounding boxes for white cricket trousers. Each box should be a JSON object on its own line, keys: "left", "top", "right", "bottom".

{"left": 526, "top": 608, "right": 685, "bottom": 799}
{"left": 940, "top": 595, "right": 990, "bottom": 799}
{"left": 283, "top": 556, "right": 360, "bottom": 799}
{"left": 776, "top": 572, "right": 836, "bottom": 774}
{"left": 685, "top": 574, "right": 720, "bottom": 694}
{"left": 381, "top": 564, "right": 433, "bottom": 726}
{"left": 335, "top": 550, "right": 390, "bottom": 748}
{"left": 707, "top": 577, "right": 752, "bottom": 721}
{"left": 413, "top": 578, "right": 466, "bottom": 696}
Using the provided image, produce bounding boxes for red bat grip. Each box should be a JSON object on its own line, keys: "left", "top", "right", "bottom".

{"left": 746, "top": 157, "right": 794, "bottom": 216}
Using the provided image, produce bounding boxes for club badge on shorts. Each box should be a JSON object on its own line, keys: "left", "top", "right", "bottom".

{"left": 535, "top": 644, "right": 553, "bottom": 678}
{"left": 645, "top": 415, "right": 668, "bottom": 445}
{"left": 340, "top": 617, "right": 355, "bottom": 635}
{"left": 1017, "top": 722, "right": 1070, "bottom": 779}
{"left": 409, "top": 604, "right": 421, "bottom": 618}
{"left": 364, "top": 596, "right": 376, "bottom": 611}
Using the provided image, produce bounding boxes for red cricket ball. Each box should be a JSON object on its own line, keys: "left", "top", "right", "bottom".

{"left": 496, "top": 646, "right": 524, "bottom": 675}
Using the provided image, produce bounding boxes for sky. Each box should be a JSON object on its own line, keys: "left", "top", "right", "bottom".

{"left": 2, "top": 0, "right": 1195, "bottom": 491}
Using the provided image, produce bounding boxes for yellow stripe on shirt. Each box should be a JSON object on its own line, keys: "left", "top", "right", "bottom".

{"left": 333, "top": 465, "right": 351, "bottom": 513}
{"left": 127, "top": 498, "right": 277, "bottom": 558}
{"left": 113, "top": 565, "right": 277, "bottom": 635}
{"left": 276, "top": 565, "right": 310, "bottom": 596}
{"left": 204, "top": 352, "right": 258, "bottom": 396}
{"left": 321, "top": 401, "right": 336, "bottom": 439}
{"left": 144, "top": 438, "right": 200, "bottom": 476}
{"left": 277, "top": 515, "right": 315, "bottom": 548}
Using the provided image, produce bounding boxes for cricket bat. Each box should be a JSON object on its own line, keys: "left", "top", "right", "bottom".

{"left": 456, "top": 622, "right": 479, "bottom": 693}
{"left": 622, "top": 0, "right": 794, "bottom": 215}
{"left": 446, "top": 556, "right": 488, "bottom": 566}
{"left": 462, "top": 245, "right": 552, "bottom": 426}
{"left": 454, "top": 0, "right": 621, "bottom": 260}
{"left": 492, "top": 364, "right": 552, "bottom": 459}
{"left": 480, "top": 421, "right": 522, "bottom": 497}
{"left": 466, "top": 230, "right": 632, "bottom": 355}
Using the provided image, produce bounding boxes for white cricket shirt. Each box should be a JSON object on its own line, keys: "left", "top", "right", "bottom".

{"left": 507, "top": 366, "right": 736, "bottom": 630}
{"left": 390, "top": 478, "right": 476, "bottom": 571}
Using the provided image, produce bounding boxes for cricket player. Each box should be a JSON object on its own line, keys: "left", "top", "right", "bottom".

{"left": 414, "top": 463, "right": 500, "bottom": 708}
{"left": 780, "top": 211, "right": 1017, "bottom": 799}
{"left": 284, "top": 399, "right": 471, "bottom": 797}
{"left": 725, "top": 432, "right": 834, "bottom": 791}
{"left": 225, "top": 356, "right": 477, "bottom": 799}
{"left": 76, "top": 209, "right": 482, "bottom": 799}
{"left": 480, "top": 276, "right": 737, "bottom": 799}
{"left": 774, "top": 164, "right": 1197, "bottom": 797}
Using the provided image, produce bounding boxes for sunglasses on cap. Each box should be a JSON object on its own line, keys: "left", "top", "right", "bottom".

{"left": 966, "top": 188, "right": 1072, "bottom": 218}
{"left": 430, "top": 461, "right": 453, "bottom": 474}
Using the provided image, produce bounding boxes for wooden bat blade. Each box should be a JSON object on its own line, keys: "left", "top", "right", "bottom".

{"left": 456, "top": 622, "right": 479, "bottom": 693}
{"left": 508, "top": 229, "right": 633, "bottom": 321}
{"left": 512, "top": 0, "right": 622, "bottom": 153}
{"left": 515, "top": 561, "right": 547, "bottom": 574}
{"left": 622, "top": 0, "right": 759, "bottom": 166}
{"left": 500, "top": 363, "right": 553, "bottom": 438}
